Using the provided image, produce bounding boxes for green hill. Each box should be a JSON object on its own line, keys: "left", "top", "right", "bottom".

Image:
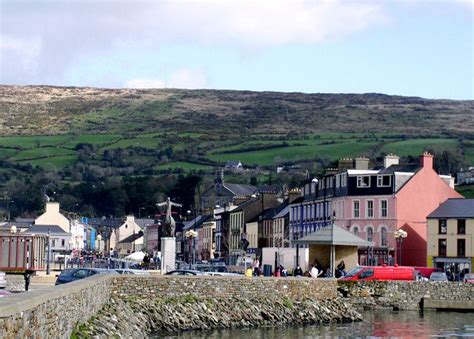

{"left": 0, "top": 85, "right": 473, "bottom": 170}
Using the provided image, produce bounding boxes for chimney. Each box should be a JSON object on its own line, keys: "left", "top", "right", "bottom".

{"left": 288, "top": 188, "right": 301, "bottom": 204}
{"left": 338, "top": 158, "right": 354, "bottom": 170}
{"left": 46, "top": 202, "right": 60, "bottom": 214}
{"left": 325, "top": 168, "right": 339, "bottom": 175}
{"left": 260, "top": 191, "right": 278, "bottom": 211}
{"left": 355, "top": 157, "right": 370, "bottom": 170}
{"left": 420, "top": 151, "right": 434, "bottom": 169}
{"left": 384, "top": 154, "right": 400, "bottom": 169}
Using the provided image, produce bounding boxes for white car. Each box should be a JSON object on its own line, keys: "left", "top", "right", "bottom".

{"left": 0, "top": 271, "right": 6, "bottom": 289}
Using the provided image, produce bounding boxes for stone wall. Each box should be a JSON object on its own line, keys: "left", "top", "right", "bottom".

{"left": 111, "top": 276, "right": 338, "bottom": 301}
{"left": 338, "top": 281, "right": 474, "bottom": 310}
{"left": 0, "top": 275, "right": 112, "bottom": 338}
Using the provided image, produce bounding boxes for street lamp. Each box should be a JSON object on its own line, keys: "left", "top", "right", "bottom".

{"left": 185, "top": 230, "right": 198, "bottom": 266}
{"left": 97, "top": 234, "right": 102, "bottom": 255}
{"left": 10, "top": 225, "right": 17, "bottom": 234}
{"left": 394, "top": 229, "right": 408, "bottom": 266}
{"left": 7, "top": 200, "right": 14, "bottom": 221}
{"left": 139, "top": 207, "right": 145, "bottom": 219}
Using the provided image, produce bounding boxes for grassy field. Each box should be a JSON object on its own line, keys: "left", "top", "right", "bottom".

{"left": 380, "top": 138, "right": 458, "bottom": 157}
{"left": 62, "top": 134, "right": 122, "bottom": 148}
{"left": 155, "top": 161, "right": 213, "bottom": 171}
{"left": 19, "top": 155, "right": 79, "bottom": 169}
{"left": 0, "top": 135, "right": 71, "bottom": 149}
{"left": 209, "top": 141, "right": 377, "bottom": 165}
{"left": 457, "top": 184, "right": 474, "bottom": 199}
{"left": 9, "top": 147, "right": 75, "bottom": 161}
{"left": 0, "top": 148, "right": 18, "bottom": 160}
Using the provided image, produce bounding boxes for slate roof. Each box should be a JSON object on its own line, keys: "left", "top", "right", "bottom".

{"left": 273, "top": 205, "right": 289, "bottom": 219}
{"left": 183, "top": 214, "right": 213, "bottom": 231}
{"left": 292, "top": 224, "right": 373, "bottom": 247}
{"left": 135, "top": 218, "right": 155, "bottom": 228}
{"left": 24, "top": 224, "right": 70, "bottom": 235}
{"left": 224, "top": 183, "right": 258, "bottom": 196}
{"left": 427, "top": 199, "right": 474, "bottom": 218}
{"left": 379, "top": 163, "right": 420, "bottom": 174}
{"left": 88, "top": 217, "right": 123, "bottom": 229}
{"left": 119, "top": 231, "right": 144, "bottom": 243}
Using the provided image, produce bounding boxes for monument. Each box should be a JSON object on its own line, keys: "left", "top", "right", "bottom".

{"left": 156, "top": 197, "right": 182, "bottom": 274}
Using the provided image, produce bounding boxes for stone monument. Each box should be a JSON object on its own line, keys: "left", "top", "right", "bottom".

{"left": 156, "top": 197, "right": 182, "bottom": 274}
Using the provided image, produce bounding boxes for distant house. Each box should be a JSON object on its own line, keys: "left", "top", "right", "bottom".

{"left": 200, "top": 171, "right": 258, "bottom": 211}
{"left": 225, "top": 160, "right": 243, "bottom": 171}
{"left": 457, "top": 167, "right": 474, "bottom": 185}
{"left": 427, "top": 198, "right": 474, "bottom": 275}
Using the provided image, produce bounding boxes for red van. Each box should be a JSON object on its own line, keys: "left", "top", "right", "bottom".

{"left": 340, "top": 265, "right": 415, "bottom": 281}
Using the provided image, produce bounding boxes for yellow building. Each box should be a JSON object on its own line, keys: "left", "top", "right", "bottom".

{"left": 427, "top": 198, "right": 473, "bottom": 277}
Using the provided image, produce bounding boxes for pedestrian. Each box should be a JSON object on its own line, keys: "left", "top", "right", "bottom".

{"left": 143, "top": 252, "right": 151, "bottom": 270}
{"left": 310, "top": 264, "right": 319, "bottom": 278}
{"left": 253, "top": 257, "right": 260, "bottom": 276}
{"left": 294, "top": 265, "right": 303, "bottom": 277}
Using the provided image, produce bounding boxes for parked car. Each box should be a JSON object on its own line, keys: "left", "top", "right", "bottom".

{"left": 0, "top": 290, "right": 11, "bottom": 298}
{"left": 114, "top": 269, "right": 150, "bottom": 276}
{"left": 463, "top": 273, "right": 474, "bottom": 283}
{"left": 429, "top": 272, "right": 448, "bottom": 282}
{"left": 164, "top": 270, "right": 204, "bottom": 276}
{"left": 204, "top": 272, "right": 242, "bottom": 277}
{"left": 340, "top": 266, "right": 416, "bottom": 281}
{"left": 0, "top": 271, "right": 6, "bottom": 289}
{"left": 55, "top": 268, "right": 116, "bottom": 285}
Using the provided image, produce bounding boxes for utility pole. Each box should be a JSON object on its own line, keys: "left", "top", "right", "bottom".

{"left": 46, "top": 229, "right": 51, "bottom": 275}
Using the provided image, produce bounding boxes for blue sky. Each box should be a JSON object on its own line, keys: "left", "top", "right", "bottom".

{"left": 1, "top": 0, "right": 472, "bottom": 99}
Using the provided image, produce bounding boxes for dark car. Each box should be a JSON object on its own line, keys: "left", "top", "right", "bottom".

{"left": 55, "top": 268, "right": 116, "bottom": 285}
{"left": 164, "top": 270, "right": 204, "bottom": 276}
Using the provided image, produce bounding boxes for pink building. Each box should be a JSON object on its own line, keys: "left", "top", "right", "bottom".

{"left": 335, "top": 153, "right": 462, "bottom": 267}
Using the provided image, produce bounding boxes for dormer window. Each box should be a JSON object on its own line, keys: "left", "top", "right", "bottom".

{"left": 357, "top": 176, "right": 370, "bottom": 188}
{"left": 377, "top": 175, "right": 391, "bottom": 187}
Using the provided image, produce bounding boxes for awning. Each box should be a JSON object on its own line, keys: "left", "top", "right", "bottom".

{"left": 292, "top": 224, "right": 374, "bottom": 247}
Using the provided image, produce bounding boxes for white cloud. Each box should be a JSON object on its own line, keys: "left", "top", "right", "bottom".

{"left": 125, "top": 69, "right": 207, "bottom": 89}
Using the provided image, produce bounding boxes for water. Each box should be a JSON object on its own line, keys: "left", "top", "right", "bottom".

{"left": 157, "top": 310, "right": 474, "bottom": 338}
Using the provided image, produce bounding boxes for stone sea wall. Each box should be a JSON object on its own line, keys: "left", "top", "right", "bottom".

{"left": 73, "top": 295, "right": 362, "bottom": 338}
{"left": 338, "top": 281, "right": 474, "bottom": 310}
{"left": 111, "top": 275, "right": 338, "bottom": 301}
{"left": 0, "top": 275, "right": 112, "bottom": 338}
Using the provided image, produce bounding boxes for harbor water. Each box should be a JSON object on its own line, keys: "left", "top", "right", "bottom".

{"left": 157, "top": 310, "right": 474, "bottom": 338}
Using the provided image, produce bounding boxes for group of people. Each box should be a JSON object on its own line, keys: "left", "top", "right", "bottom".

{"left": 248, "top": 258, "right": 346, "bottom": 278}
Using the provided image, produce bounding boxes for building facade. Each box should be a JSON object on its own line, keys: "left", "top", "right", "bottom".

{"left": 427, "top": 199, "right": 473, "bottom": 278}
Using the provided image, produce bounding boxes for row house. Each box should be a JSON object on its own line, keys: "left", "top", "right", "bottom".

{"left": 427, "top": 199, "right": 474, "bottom": 276}
{"left": 290, "top": 153, "right": 461, "bottom": 267}
{"left": 228, "top": 192, "right": 279, "bottom": 265}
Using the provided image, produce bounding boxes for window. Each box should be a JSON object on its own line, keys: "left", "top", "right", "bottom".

{"left": 353, "top": 201, "right": 360, "bottom": 218}
{"left": 341, "top": 174, "right": 347, "bottom": 187}
{"left": 353, "top": 227, "right": 359, "bottom": 235}
{"left": 377, "top": 175, "right": 391, "bottom": 187}
{"left": 438, "top": 220, "right": 447, "bottom": 234}
{"left": 438, "top": 239, "right": 447, "bottom": 256}
{"left": 381, "top": 200, "right": 388, "bottom": 218}
{"left": 457, "top": 239, "right": 465, "bottom": 257}
{"left": 357, "top": 176, "right": 371, "bottom": 188}
{"left": 381, "top": 227, "right": 387, "bottom": 246}
{"left": 458, "top": 219, "right": 466, "bottom": 234}
{"left": 61, "top": 239, "right": 65, "bottom": 247}
{"left": 367, "top": 200, "right": 374, "bottom": 218}
{"left": 367, "top": 227, "right": 373, "bottom": 242}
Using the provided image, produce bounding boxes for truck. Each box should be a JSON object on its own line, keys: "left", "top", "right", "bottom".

{"left": 0, "top": 234, "right": 48, "bottom": 290}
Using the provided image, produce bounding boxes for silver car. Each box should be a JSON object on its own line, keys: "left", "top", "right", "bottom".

{"left": 0, "top": 271, "right": 6, "bottom": 289}
{"left": 429, "top": 272, "right": 448, "bottom": 282}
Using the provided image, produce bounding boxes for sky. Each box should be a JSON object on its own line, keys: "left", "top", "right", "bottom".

{"left": 0, "top": 0, "right": 472, "bottom": 99}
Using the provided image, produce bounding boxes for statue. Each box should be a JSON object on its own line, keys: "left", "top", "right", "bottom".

{"left": 156, "top": 197, "right": 182, "bottom": 237}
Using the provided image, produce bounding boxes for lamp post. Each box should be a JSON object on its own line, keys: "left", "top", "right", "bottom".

{"left": 97, "top": 234, "right": 102, "bottom": 255}
{"left": 394, "top": 229, "right": 408, "bottom": 266}
{"left": 46, "top": 229, "right": 51, "bottom": 275}
{"left": 7, "top": 200, "right": 14, "bottom": 221}
{"left": 185, "top": 230, "right": 198, "bottom": 266}
{"left": 10, "top": 225, "right": 17, "bottom": 235}
{"left": 139, "top": 207, "right": 145, "bottom": 219}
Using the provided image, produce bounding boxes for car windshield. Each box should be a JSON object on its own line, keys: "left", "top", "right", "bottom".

{"left": 344, "top": 266, "right": 364, "bottom": 277}
{"left": 430, "top": 272, "right": 447, "bottom": 281}
{"left": 59, "top": 269, "right": 77, "bottom": 277}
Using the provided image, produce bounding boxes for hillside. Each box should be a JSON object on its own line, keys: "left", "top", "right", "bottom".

{"left": 0, "top": 85, "right": 473, "bottom": 171}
